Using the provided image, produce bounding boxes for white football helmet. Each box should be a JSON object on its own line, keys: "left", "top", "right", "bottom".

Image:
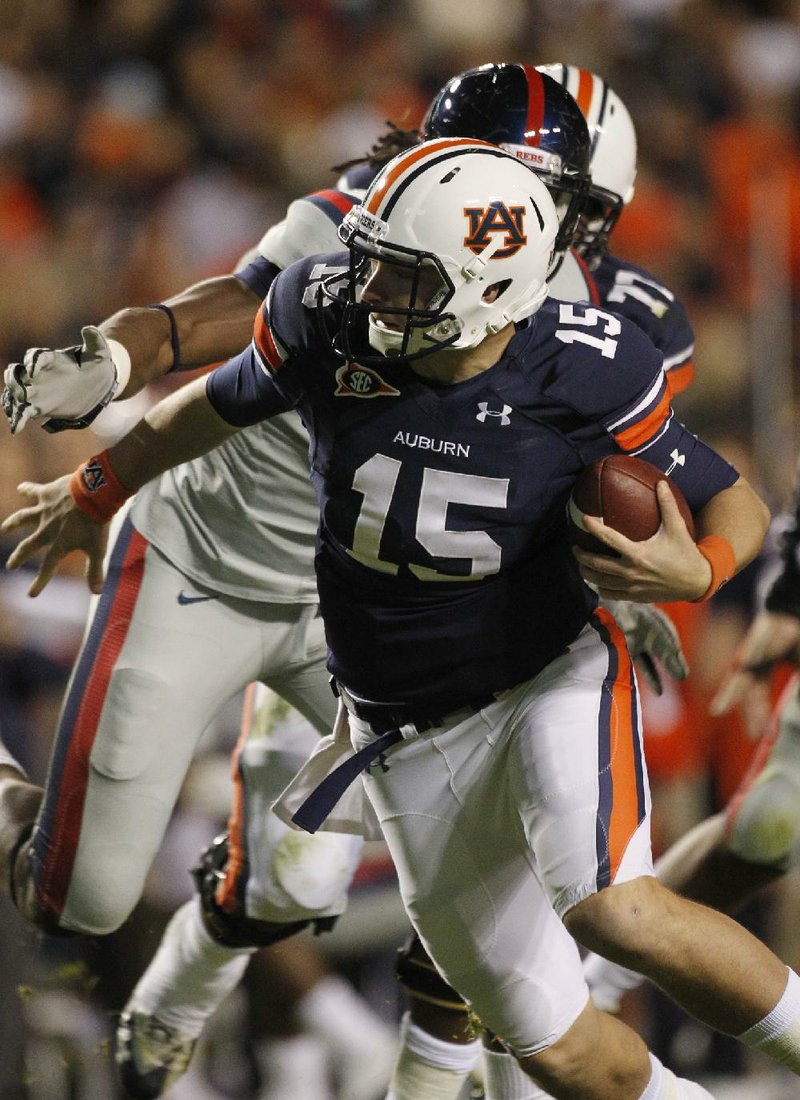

{"left": 333, "top": 138, "right": 559, "bottom": 360}
{"left": 537, "top": 64, "right": 637, "bottom": 265}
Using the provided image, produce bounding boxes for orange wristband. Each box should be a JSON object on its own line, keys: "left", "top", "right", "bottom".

{"left": 694, "top": 535, "right": 736, "bottom": 602}
{"left": 69, "top": 451, "right": 133, "bottom": 523}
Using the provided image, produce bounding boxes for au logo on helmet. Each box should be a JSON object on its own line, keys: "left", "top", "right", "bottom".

{"left": 464, "top": 202, "right": 527, "bottom": 258}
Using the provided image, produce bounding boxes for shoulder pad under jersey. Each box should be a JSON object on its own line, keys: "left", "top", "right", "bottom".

{"left": 254, "top": 251, "right": 349, "bottom": 373}
{"left": 548, "top": 250, "right": 599, "bottom": 306}
{"left": 526, "top": 298, "right": 671, "bottom": 454}
{"left": 255, "top": 189, "right": 362, "bottom": 270}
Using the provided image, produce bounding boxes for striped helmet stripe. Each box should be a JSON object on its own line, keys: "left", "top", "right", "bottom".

{"left": 590, "top": 76, "right": 610, "bottom": 157}
{"left": 363, "top": 138, "right": 498, "bottom": 217}
{"left": 521, "top": 65, "right": 546, "bottom": 145}
{"left": 574, "top": 68, "right": 595, "bottom": 121}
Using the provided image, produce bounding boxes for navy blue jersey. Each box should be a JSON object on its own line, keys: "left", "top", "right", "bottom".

{"left": 593, "top": 253, "right": 695, "bottom": 394}
{"left": 208, "top": 252, "right": 737, "bottom": 712}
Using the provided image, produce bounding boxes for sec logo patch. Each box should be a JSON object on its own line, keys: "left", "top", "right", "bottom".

{"left": 334, "top": 363, "right": 400, "bottom": 398}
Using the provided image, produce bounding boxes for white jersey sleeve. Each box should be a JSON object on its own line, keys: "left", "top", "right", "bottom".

{"left": 256, "top": 188, "right": 366, "bottom": 269}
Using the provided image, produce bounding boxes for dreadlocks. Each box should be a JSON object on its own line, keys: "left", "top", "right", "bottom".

{"left": 331, "top": 122, "right": 421, "bottom": 175}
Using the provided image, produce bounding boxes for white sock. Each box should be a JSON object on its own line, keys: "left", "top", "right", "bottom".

{"left": 737, "top": 966, "right": 800, "bottom": 1072}
{"left": 482, "top": 1046, "right": 549, "bottom": 1098}
{"left": 387, "top": 1012, "right": 482, "bottom": 1100}
{"left": 582, "top": 949, "right": 643, "bottom": 1014}
{"left": 638, "top": 1053, "right": 714, "bottom": 1099}
{"left": 254, "top": 1034, "right": 332, "bottom": 1100}
{"left": 637, "top": 1054, "right": 665, "bottom": 1100}
{"left": 127, "top": 898, "right": 254, "bottom": 1038}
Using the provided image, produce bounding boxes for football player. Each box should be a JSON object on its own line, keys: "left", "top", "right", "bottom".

{"left": 1, "top": 70, "right": 630, "bottom": 1100}
{"left": 18, "top": 136, "right": 795, "bottom": 1099}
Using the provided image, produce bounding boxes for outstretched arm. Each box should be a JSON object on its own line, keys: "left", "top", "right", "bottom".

{"left": 3, "top": 274, "right": 262, "bottom": 433}
{"left": 103, "top": 275, "right": 264, "bottom": 394}
{"left": 2, "top": 375, "right": 240, "bottom": 594}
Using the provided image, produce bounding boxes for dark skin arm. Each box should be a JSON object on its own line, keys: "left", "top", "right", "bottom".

{"left": 102, "top": 275, "right": 262, "bottom": 396}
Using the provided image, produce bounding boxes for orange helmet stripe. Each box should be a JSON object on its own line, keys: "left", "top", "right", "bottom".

{"left": 574, "top": 68, "right": 595, "bottom": 119}
{"left": 364, "top": 138, "right": 497, "bottom": 216}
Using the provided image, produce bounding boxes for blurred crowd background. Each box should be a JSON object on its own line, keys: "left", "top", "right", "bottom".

{"left": 1, "top": 0, "right": 800, "bottom": 1097}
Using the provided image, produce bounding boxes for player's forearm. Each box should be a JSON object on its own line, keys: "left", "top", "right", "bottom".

{"left": 103, "top": 375, "right": 239, "bottom": 493}
{"left": 695, "top": 476, "right": 771, "bottom": 576}
{"left": 101, "top": 275, "right": 261, "bottom": 399}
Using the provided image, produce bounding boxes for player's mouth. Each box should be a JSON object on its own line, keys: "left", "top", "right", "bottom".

{"left": 370, "top": 313, "right": 403, "bottom": 332}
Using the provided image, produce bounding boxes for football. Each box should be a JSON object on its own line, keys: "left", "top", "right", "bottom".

{"left": 568, "top": 454, "right": 696, "bottom": 554}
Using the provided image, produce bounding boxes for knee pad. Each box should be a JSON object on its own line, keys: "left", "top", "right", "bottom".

{"left": 265, "top": 827, "right": 359, "bottom": 915}
{"left": 193, "top": 832, "right": 337, "bottom": 949}
{"left": 396, "top": 931, "right": 468, "bottom": 1013}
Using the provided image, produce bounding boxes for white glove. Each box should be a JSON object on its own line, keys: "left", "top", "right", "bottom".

{"left": 601, "top": 599, "right": 689, "bottom": 694}
{"left": 2, "top": 325, "right": 130, "bottom": 434}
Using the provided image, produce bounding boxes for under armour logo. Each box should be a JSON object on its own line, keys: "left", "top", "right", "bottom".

{"left": 476, "top": 401, "right": 512, "bottom": 426}
{"left": 665, "top": 449, "right": 686, "bottom": 476}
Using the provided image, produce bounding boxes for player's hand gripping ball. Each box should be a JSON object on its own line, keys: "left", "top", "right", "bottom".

{"left": 568, "top": 454, "right": 695, "bottom": 554}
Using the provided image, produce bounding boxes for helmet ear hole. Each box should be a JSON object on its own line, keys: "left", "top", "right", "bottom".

{"left": 483, "top": 279, "right": 511, "bottom": 304}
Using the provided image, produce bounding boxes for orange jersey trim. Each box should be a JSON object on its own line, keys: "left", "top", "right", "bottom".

{"left": 667, "top": 360, "right": 695, "bottom": 395}
{"left": 613, "top": 384, "right": 671, "bottom": 452}
{"left": 253, "top": 306, "right": 283, "bottom": 372}
{"left": 594, "top": 606, "right": 647, "bottom": 888}
{"left": 218, "top": 682, "right": 259, "bottom": 912}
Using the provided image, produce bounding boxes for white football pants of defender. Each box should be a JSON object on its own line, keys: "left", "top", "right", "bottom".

{"left": 29, "top": 508, "right": 362, "bottom": 934}
{"left": 351, "top": 610, "right": 654, "bottom": 1057}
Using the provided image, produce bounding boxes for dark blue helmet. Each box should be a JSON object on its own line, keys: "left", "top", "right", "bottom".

{"left": 422, "top": 63, "right": 592, "bottom": 258}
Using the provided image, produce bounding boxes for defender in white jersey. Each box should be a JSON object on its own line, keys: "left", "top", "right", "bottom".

{"left": 0, "top": 77, "right": 684, "bottom": 1100}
